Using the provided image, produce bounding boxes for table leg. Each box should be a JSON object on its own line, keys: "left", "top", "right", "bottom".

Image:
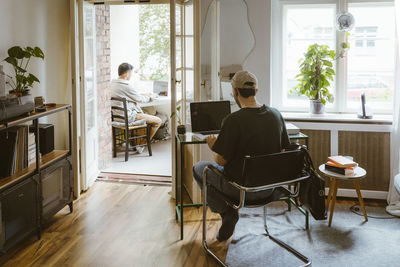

{"left": 180, "top": 142, "right": 184, "bottom": 240}
{"left": 175, "top": 136, "right": 178, "bottom": 221}
{"left": 353, "top": 180, "right": 368, "bottom": 222}
{"left": 326, "top": 178, "right": 334, "bottom": 211}
{"left": 328, "top": 178, "right": 338, "bottom": 227}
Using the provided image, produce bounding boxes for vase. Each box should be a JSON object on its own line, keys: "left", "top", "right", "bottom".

{"left": 310, "top": 99, "right": 325, "bottom": 114}
{"left": 177, "top": 125, "right": 186, "bottom": 134}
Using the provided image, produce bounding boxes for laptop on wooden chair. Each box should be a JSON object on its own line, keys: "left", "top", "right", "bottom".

{"left": 190, "top": 101, "right": 231, "bottom": 140}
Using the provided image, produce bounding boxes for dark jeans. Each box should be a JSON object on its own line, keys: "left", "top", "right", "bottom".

{"left": 193, "top": 161, "right": 240, "bottom": 214}
{"left": 193, "top": 161, "right": 274, "bottom": 214}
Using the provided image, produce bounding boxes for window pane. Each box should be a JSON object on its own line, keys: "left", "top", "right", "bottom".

{"left": 283, "top": 5, "right": 336, "bottom": 109}
{"left": 347, "top": 4, "right": 395, "bottom": 112}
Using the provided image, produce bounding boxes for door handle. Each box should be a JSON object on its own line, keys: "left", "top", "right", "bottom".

{"left": 201, "top": 81, "right": 205, "bottom": 87}
{"left": 175, "top": 80, "right": 181, "bottom": 84}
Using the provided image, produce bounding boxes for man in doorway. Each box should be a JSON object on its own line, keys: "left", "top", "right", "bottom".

{"left": 193, "top": 71, "right": 290, "bottom": 241}
{"left": 110, "top": 63, "right": 162, "bottom": 146}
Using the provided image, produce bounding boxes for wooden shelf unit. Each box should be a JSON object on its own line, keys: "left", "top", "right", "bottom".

{"left": 0, "top": 104, "right": 73, "bottom": 254}
{"left": 0, "top": 150, "right": 69, "bottom": 191}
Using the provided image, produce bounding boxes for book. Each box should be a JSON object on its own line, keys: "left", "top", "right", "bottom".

{"left": 0, "top": 127, "right": 18, "bottom": 178}
{"left": 327, "top": 155, "right": 357, "bottom": 168}
{"left": 325, "top": 164, "right": 354, "bottom": 176}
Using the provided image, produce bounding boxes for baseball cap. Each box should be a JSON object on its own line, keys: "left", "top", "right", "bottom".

{"left": 231, "top": 71, "right": 258, "bottom": 90}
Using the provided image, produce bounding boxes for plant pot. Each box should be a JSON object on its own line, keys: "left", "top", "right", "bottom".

{"left": 310, "top": 99, "right": 325, "bottom": 114}
{"left": 177, "top": 125, "right": 186, "bottom": 134}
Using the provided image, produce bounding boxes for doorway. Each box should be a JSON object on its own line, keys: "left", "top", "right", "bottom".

{"left": 93, "top": 3, "right": 172, "bottom": 180}
{"left": 74, "top": 0, "right": 196, "bottom": 191}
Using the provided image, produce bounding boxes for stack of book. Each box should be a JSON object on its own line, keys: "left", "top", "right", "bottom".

{"left": 0, "top": 125, "right": 37, "bottom": 178}
{"left": 325, "top": 155, "right": 358, "bottom": 176}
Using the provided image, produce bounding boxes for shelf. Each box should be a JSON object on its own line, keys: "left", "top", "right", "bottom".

{"left": 0, "top": 104, "right": 71, "bottom": 131}
{"left": 0, "top": 150, "right": 69, "bottom": 191}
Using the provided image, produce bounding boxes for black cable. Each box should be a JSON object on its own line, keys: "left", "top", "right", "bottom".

{"left": 349, "top": 204, "right": 397, "bottom": 219}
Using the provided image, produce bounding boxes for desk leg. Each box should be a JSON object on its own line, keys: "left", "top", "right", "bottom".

{"left": 175, "top": 136, "right": 178, "bottom": 221}
{"left": 328, "top": 178, "right": 338, "bottom": 227}
{"left": 180, "top": 142, "right": 184, "bottom": 240}
{"left": 354, "top": 180, "right": 368, "bottom": 222}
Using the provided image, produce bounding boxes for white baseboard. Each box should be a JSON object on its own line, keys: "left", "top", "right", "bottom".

{"left": 325, "top": 188, "right": 388, "bottom": 200}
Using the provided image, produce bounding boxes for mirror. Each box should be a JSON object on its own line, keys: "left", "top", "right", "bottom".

{"left": 201, "top": 0, "right": 255, "bottom": 102}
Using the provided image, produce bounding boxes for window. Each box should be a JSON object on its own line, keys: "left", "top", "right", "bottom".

{"left": 273, "top": 0, "right": 395, "bottom": 113}
{"left": 282, "top": 5, "right": 336, "bottom": 109}
{"left": 347, "top": 3, "right": 395, "bottom": 111}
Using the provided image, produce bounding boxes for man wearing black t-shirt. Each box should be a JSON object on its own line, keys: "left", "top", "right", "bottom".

{"left": 193, "top": 71, "right": 290, "bottom": 242}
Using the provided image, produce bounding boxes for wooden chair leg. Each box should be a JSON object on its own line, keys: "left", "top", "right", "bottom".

{"left": 124, "top": 129, "right": 129, "bottom": 162}
{"left": 146, "top": 125, "right": 152, "bottom": 156}
{"left": 112, "top": 127, "right": 117, "bottom": 158}
{"left": 353, "top": 180, "right": 368, "bottom": 221}
{"left": 328, "top": 178, "right": 338, "bottom": 227}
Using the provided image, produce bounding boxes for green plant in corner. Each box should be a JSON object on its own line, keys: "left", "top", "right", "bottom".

{"left": 4, "top": 46, "right": 45, "bottom": 96}
{"left": 290, "top": 43, "right": 335, "bottom": 105}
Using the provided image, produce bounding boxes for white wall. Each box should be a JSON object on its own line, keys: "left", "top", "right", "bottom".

{"left": 0, "top": 0, "right": 71, "bottom": 149}
{"left": 243, "top": 0, "right": 271, "bottom": 105}
{"left": 200, "top": 0, "right": 271, "bottom": 105}
{"left": 110, "top": 5, "right": 140, "bottom": 80}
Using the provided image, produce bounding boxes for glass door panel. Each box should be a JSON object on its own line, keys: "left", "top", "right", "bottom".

{"left": 79, "top": 0, "right": 98, "bottom": 189}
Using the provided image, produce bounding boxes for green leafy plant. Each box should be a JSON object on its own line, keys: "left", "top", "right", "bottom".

{"left": 4, "top": 46, "right": 45, "bottom": 96}
{"left": 290, "top": 44, "right": 335, "bottom": 105}
{"left": 170, "top": 105, "right": 182, "bottom": 125}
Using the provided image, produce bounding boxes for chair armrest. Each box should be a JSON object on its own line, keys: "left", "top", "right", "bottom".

{"left": 206, "top": 165, "right": 242, "bottom": 190}
{"left": 284, "top": 142, "right": 301, "bottom": 151}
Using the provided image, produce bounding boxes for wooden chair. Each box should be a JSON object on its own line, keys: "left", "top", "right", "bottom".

{"left": 111, "top": 96, "right": 152, "bottom": 161}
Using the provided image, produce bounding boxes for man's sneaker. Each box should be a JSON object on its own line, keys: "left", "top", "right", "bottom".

{"left": 136, "top": 146, "right": 145, "bottom": 154}
{"left": 216, "top": 208, "right": 239, "bottom": 242}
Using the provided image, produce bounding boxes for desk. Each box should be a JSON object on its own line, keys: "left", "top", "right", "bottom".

{"left": 175, "top": 132, "right": 309, "bottom": 240}
{"left": 138, "top": 96, "right": 170, "bottom": 108}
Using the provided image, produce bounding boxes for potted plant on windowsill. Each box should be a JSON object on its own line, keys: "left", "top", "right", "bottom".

{"left": 291, "top": 44, "right": 335, "bottom": 114}
{"left": 170, "top": 105, "right": 186, "bottom": 134}
{"left": 3, "top": 46, "right": 44, "bottom": 107}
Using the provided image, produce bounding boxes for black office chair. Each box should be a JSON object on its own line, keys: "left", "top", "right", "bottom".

{"left": 202, "top": 147, "right": 312, "bottom": 267}
{"left": 111, "top": 96, "right": 152, "bottom": 161}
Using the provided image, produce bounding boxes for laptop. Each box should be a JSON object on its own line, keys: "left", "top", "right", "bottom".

{"left": 190, "top": 101, "right": 231, "bottom": 138}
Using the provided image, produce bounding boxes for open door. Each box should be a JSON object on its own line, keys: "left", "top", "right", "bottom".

{"left": 78, "top": 0, "right": 99, "bottom": 190}
{"left": 171, "top": 0, "right": 198, "bottom": 199}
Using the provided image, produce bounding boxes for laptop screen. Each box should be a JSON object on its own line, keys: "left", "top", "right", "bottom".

{"left": 190, "top": 101, "right": 231, "bottom": 133}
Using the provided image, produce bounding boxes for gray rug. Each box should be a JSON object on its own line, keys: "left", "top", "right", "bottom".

{"left": 225, "top": 202, "right": 400, "bottom": 267}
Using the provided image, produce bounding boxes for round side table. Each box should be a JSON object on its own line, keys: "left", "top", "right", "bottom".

{"left": 318, "top": 164, "right": 368, "bottom": 227}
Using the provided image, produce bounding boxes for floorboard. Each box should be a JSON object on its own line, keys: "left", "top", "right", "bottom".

{"left": 0, "top": 182, "right": 228, "bottom": 267}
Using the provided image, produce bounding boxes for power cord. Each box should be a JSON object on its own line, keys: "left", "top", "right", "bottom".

{"left": 349, "top": 204, "right": 397, "bottom": 219}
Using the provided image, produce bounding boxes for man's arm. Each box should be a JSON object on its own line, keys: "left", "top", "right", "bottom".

{"left": 205, "top": 135, "right": 227, "bottom": 166}
{"left": 123, "top": 83, "right": 151, "bottom": 103}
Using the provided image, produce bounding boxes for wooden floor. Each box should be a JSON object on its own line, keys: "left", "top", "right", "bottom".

{"left": 1, "top": 182, "right": 228, "bottom": 267}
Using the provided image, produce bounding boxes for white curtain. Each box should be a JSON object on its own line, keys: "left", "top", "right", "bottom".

{"left": 386, "top": 0, "right": 400, "bottom": 216}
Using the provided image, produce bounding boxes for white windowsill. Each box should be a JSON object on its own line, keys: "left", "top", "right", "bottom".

{"left": 282, "top": 112, "right": 392, "bottom": 125}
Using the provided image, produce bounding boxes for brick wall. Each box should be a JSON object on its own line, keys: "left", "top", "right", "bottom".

{"left": 96, "top": 5, "right": 112, "bottom": 170}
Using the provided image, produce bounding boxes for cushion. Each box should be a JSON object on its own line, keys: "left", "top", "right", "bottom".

{"left": 111, "top": 119, "right": 146, "bottom": 128}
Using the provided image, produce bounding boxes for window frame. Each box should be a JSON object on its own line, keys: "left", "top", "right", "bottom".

{"left": 271, "top": 0, "right": 395, "bottom": 114}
